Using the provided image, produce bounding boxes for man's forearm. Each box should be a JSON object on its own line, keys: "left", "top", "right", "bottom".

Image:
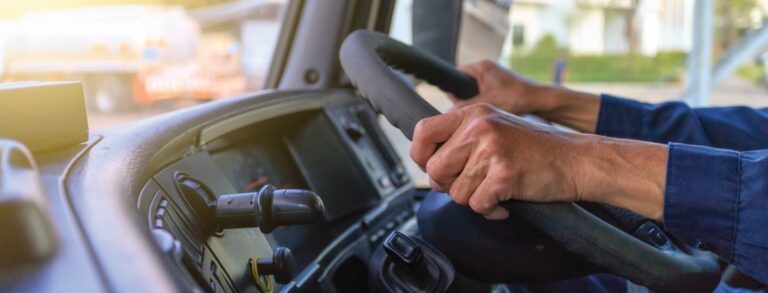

{"left": 531, "top": 86, "right": 666, "bottom": 219}
{"left": 573, "top": 135, "right": 668, "bottom": 220}
{"left": 534, "top": 86, "right": 601, "bottom": 133}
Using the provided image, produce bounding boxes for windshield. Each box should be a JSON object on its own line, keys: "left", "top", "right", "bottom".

{"left": 0, "top": 0, "right": 288, "bottom": 130}
{"left": 388, "top": 0, "right": 768, "bottom": 187}
{"left": 391, "top": 0, "right": 768, "bottom": 111}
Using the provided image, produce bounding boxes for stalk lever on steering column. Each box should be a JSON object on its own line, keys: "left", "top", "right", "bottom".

{"left": 211, "top": 185, "right": 325, "bottom": 233}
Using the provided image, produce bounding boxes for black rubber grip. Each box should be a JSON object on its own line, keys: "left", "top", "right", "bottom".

{"left": 341, "top": 30, "right": 439, "bottom": 139}
{"left": 376, "top": 41, "right": 479, "bottom": 100}
{"left": 340, "top": 30, "right": 478, "bottom": 140}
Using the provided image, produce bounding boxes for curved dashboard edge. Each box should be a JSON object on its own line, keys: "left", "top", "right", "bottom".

{"left": 198, "top": 95, "right": 346, "bottom": 146}
{"left": 63, "top": 89, "right": 360, "bottom": 292}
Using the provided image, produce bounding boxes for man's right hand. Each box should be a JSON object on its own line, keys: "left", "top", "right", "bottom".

{"left": 453, "top": 60, "right": 602, "bottom": 133}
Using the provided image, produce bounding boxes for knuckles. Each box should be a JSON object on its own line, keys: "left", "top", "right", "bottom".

{"left": 466, "top": 117, "right": 497, "bottom": 135}
{"left": 424, "top": 156, "right": 445, "bottom": 180}
{"left": 413, "top": 118, "right": 431, "bottom": 139}
{"left": 476, "top": 60, "right": 496, "bottom": 71}
{"left": 464, "top": 103, "right": 496, "bottom": 116}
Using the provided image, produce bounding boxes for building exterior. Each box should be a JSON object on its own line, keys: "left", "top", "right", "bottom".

{"left": 505, "top": 0, "right": 694, "bottom": 56}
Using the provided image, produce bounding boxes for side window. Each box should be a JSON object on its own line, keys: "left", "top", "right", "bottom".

{"left": 389, "top": 0, "right": 413, "bottom": 45}
{"left": 1, "top": 1, "right": 289, "bottom": 129}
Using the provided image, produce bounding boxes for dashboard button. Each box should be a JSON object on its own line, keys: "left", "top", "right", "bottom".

{"left": 210, "top": 260, "right": 217, "bottom": 274}
{"left": 648, "top": 227, "right": 668, "bottom": 246}
{"left": 155, "top": 207, "right": 167, "bottom": 219}
{"left": 378, "top": 176, "right": 392, "bottom": 189}
{"left": 376, "top": 229, "right": 387, "bottom": 238}
{"left": 344, "top": 123, "right": 365, "bottom": 141}
{"left": 151, "top": 229, "right": 182, "bottom": 262}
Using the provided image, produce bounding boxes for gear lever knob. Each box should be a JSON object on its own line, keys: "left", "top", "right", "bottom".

{"left": 383, "top": 231, "right": 423, "bottom": 267}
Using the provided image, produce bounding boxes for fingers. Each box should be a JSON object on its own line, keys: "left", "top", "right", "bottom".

{"left": 453, "top": 60, "right": 501, "bottom": 109}
{"left": 410, "top": 112, "right": 464, "bottom": 169}
{"left": 458, "top": 60, "right": 496, "bottom": 79}
{"left": 468, "top": 175, "right": 510, "bottom": 220}
{"left": 425, "top": 137, "right": 474, "bottom": 191}
{"left": 447, "top": 152, "right": 490, "bottom": 205}
{"left": 415, "top": 104, "right": 499, "bottom": 191}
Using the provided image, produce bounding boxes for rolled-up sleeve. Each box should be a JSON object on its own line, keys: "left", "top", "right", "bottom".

{"left": 664, "top": 143, "right": 768, "bottom": 284}
{"left": 596, "top": 94, "right": 768, "bottom": 151}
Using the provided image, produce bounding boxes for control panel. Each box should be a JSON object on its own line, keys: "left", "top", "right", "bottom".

{"left": 325, "top": 101, "right": 409, "bottom": 196}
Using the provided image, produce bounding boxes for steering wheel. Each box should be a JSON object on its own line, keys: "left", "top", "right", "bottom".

{"left": 339, "top": 30, "right": 721, "bottom": 292}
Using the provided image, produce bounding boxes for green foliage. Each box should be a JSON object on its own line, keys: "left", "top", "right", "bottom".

{"left": 736, "top": 63, "right": 764, "bottom": 83}
{"left": 529, "top": 34, "right": 559, "bottom": 60}
{"left": 508, "top": 34, "right": 687, "bottom": 83}
{"left": 715, "top": 0, "right": 761, "bottom": 49}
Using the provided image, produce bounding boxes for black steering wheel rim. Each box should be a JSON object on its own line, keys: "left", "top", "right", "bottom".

{"left": 340, "top": 29, "right": 721, "bottom": 292}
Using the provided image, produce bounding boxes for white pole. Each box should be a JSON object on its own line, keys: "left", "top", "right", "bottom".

{"left": 684, "top": 0, "right": 714, "bottom": 107}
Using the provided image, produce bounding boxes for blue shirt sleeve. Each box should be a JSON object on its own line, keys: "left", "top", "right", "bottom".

{"left": 595, "top": 94, "right": 768, "bottom": 151}
{"left": 594, "top": 95, "right": 768, "bottom": 284}
{"left": 665, "top": 143, "right": 768, "bottom": 284}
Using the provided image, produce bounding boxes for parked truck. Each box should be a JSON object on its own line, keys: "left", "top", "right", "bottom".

{"left": 2, "top": 5, "right": 233, "bottom": 113}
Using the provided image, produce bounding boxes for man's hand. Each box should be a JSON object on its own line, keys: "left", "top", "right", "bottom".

{"left": 411, "top": 103, "right": 585, "bottom": 219}
{"left": 454, "top": 60, "right": 602, "bottom": 133}
{"left": 452, "top": 61, "right": 544, "bottom": 115}
{"left": 410, "top": 104, "right": 669, "bottom": 221}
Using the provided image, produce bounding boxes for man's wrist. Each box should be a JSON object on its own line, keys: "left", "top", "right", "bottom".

{"left": 573, "top": 135, "right": 667, "bottom": 220}
{"left": 534, "top": 86, "right": 601, "bottom": 133}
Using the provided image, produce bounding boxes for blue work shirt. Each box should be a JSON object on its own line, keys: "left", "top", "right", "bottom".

{"left": 595, "top": 94, "right": 768, "bottom": 285}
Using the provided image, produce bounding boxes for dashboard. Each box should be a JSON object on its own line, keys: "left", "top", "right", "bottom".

{"left": 135, "top": 94, "right": 417, "bottom": 292}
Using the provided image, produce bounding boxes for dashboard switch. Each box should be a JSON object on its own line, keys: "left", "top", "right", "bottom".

{"left": 344, "top": 123, "right": 365, "bottom": 141}
{"left": 648, "top": 227, "right": 669, "bottom": 246}
{"left": 151, "top": 229, "right": 182, "bottom": 262}
{"left": 212, "top": 185, "right": 325, "bottom": 233}
{"left": 252, "top": 247, "right": 294, "bottom": 284}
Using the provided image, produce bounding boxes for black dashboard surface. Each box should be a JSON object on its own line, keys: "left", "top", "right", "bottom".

{"left": 135, "top": 93, "right": 416, "bottom": 292}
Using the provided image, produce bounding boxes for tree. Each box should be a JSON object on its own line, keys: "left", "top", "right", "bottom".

{"left": 716, "top": 0, "right": 760, "bottom": 50}
{"left": 623, "top": 0, "right": 641, "bottom": 54}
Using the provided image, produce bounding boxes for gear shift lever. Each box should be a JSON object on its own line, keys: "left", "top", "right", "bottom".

{"left": 383, "top": 232, "right": 423, "bottom": 266}
{"left": 370, "top": 232, "right": 454, "bottom": 292}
